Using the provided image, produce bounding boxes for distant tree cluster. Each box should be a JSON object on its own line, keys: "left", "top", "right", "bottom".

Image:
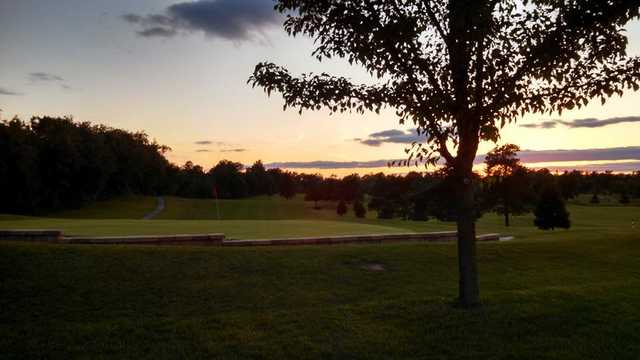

{"left": 0, "top": 116, "right": 171, "bottom": 214}
{"left": 0, "top": 117, "right": 298, "bottom": 214}
{"left": 2, "top": 117, "right": 638, "bottom": 224}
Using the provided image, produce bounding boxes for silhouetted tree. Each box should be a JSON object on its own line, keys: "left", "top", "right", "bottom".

{"left": 278, "top": 172, "right": 297, "bottom": 199}
{"left": 336, "top": 200, "right": 348, "bottom": 216}
{"left": 534, "top": 185, "right": 571, "bottom": 230}
{"left": 485, "top": 144, "right": 533, "bottom": 227}
{"left": 209, "top": 160, "right": 248, "bottom": 199}
{"left": 590, "top": 193, "right": 601, "bottom": 204}
{"left": 620, "top": 191, "right": 630, "bottom": 204}
{"left": 353, "top": 200, "right": 366, "bottom": 218}
{"left": 250, "top": 0, "right": 640, "bottom": 307}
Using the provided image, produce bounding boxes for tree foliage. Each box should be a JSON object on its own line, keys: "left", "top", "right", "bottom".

{"left": 484, "top": 144, "right": 535, "bottom": 226}
{"left": 249, "top": 0, "right": 640, "bottom": 306}
{"left": 534, "top": 185, "right": 571, "bottom": 230}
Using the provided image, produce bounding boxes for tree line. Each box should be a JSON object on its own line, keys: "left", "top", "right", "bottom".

{"left": 1, "top": 117, "right": 638, "bottom": 224}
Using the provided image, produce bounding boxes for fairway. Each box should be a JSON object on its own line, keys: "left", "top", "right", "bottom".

{"left": 0, "top": 217, "right": 408, "bottom": 239}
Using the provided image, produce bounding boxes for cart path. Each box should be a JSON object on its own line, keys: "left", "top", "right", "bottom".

{"left": 143, "top": 197, "right": 165, "bottom": 220}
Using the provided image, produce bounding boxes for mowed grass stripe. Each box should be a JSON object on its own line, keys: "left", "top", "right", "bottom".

{"left": 0, "top": 218, "right": 408, "bottom": 239}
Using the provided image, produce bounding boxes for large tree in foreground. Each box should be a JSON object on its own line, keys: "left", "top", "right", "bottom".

{"left": 250, "top": 0, "right": 640, "bottom": 307}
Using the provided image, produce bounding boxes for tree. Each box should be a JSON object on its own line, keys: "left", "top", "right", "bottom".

{"left": 353, "top": 200, "right": 367, "bottom": 218}
{"left": 620, "top": 191, "right": 630, "bottom": 204}
{"left": 590, "top": 193, "right": 601, "bottom": 204}
{"left": 250, "top": 1, "right": 640, "bottom": 307}
{"left": 336, "top": 200, "right": 348, "bottom": 216}
{"left": 534, "top": 185, "right": 571, "bottom": 230}
{"left": 278, "top": 172, "right": 297, "bottom": 199}
{"left": 485, "top": 144, "right": 532, "bottom": 227}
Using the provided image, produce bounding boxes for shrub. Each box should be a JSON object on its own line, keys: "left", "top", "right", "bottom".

{"left": 620, "top": 192, "right": 630, "bottom": 204}
{"left": 534, "top": 186, "right": 571, "bottom": 230}
{"left": 336, "top": 200, "right": 348, "bottom": 216}
{"left": 353, "top": 200, "right": 366, "bottom": 218}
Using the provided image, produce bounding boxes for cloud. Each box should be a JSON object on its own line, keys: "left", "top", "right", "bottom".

{"left": 266, "top": 160, "right": 395, "bottom": 169}
{"left": 531, "top": 161, "right": 640, "bottom": 173}
{"left": 194, "top": 140, "right": 228, "bottom": 146}
{"left": 266, "top": 147, "right": 640, "bottom": 170}
{"left": 491, "top": 146, "right": 640, "bottom": 164}
{"left": 521, "top": 116, "right": 640, "bottom": 129}
{"left": 356, "top": 129, "right": 424, "bottom": 147}
{"left": 520, "top": 121, "right": 558, "bottom": 129}
{"left": 0, "top": 87, "right": 23, "bottom": 96}
{"left": 123, "top": 0, "right": 282, "bottom": 42}
{"left": 196, "top": 149, "right": 211, "bottom": 152}
{"left": 221, "top": 148, "right": 247, "bottom": 153}
{"left": 139, "top": 27, "right": 178, "bottom": 38}
{"left": 29, "top": 72, "right": 64, "bottom": 82}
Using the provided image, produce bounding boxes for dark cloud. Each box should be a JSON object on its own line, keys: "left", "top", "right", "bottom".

{"left": 196, "top": 149, "right": 211, "bottom": 152}
{"left": 123, "top": 0, "right": 282, "bottom": 42}
{"left": 535, "top": 161, "right": 640, "bottom": 173}
{"left": 29, "top": 72, "right": 64, "bottom": 82}
{"left": 221, "top": 148, "right": 247, "bottom": 153}
{"left": 195, "top": 140, "right": 229, "bottom": 146}
{"left": 356, "top": 129, "right": 424, "bottom": 147}
{"left": 0, "top": 87, "right": 23, "bottom": 96}
{"left": 520, "top": 121, "right": 558, "bottom": 129}
{"left": 266, "top": 160, "right": 395, "bottom": 169}
{"left": 521, "top": 116, "right": 640, "bottom": 129}
{"left": 139, "top": 27, "right": 178, "bottom": 38}
{"left": 266, "top": 147, "right": 640, "bottom": 170}
{"left": 490, "top": 146, "right": 640, "bottom": 164}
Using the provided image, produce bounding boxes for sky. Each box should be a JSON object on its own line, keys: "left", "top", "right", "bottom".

{"left": 1, "top": 0, "right": 639, "bottom": 175}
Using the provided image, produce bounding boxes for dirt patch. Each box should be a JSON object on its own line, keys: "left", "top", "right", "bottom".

{"left": 361, "top": 263, "right": 386, "bottom": 271}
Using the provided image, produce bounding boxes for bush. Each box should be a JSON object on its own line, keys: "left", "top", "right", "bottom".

{"left": 377, "top": 201, "right": 395, "bottom": 219}
{"left": 590, "top": 193, "right": 600, "bottom": 204}
{"left": 336, "top": 200, "right": 348, "bottom": 216}
{"left": 620, "top": 192, "right": 630, "bottom": 204}
{"left": 534, "top": 186, "right": 571, "bottom": 230}
{"left": 353, "top": 200, "right": 366, "bottom": 218}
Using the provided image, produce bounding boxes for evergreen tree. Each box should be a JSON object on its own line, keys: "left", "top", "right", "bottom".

{"left": 353, "top": 200, "right": 366, "bottom": 218}
{"left": 534, "top": 186, "right": 571, "bottom": 230}
{"left": 336, "top": 200, "right": 347, "bottom": 216}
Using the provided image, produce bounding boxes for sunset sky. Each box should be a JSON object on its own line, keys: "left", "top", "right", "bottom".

{"left": 1, "top": 0, "right": 640, "bottom": 175}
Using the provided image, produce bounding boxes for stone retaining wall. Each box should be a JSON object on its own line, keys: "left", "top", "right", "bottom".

{"left": 0, "top": 230, "right": 63, "bottom": 242}
{"left": 223, "top": 232, "right": 500, "bottom": 247}
{"left": 62, "top": 234, "right": 225, "bottom": 246}
{"left": 1, "top": 230, "right": 500, "bottom": 246}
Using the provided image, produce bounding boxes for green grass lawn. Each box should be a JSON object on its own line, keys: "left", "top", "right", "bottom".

{"left": 158, "top": 195, "right": 366, "bottom": 220}
{"left": 0, "top": 217, "right": 408, "bottom": 239}
{"left": 1, "top": 196, "right": 640, "bottom": 358}
{"left": 2, "top": 227, "right": 640, "bottom": 359}
{"left": 50, "top": 196, "right": 159, "bottom": 219}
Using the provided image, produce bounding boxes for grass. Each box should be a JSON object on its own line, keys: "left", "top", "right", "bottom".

{"left": 0, "top": 217, "right": 407, "bottom": 239}
{"left": 51, "top": 196, "right": 159, "bottom": 219}
{"left": 1, "top": 196, "right": 640, "bottom": 358}
{"left": 158, "top": 195, "right": 365, "bottom": 220}
{"left": 1, "top": 224, "right": 640, "bottom": 358}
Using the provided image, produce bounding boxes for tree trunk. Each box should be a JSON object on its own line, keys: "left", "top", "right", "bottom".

{"left": 456, "top": 176, "right": 480, "bottom": 307}
{"left": 504, "top": 192, "right": 510, "bottom": 227}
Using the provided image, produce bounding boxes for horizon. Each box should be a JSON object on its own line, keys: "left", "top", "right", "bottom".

{"left": 1, "top": 0, "right": 640, "bottom": 174}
